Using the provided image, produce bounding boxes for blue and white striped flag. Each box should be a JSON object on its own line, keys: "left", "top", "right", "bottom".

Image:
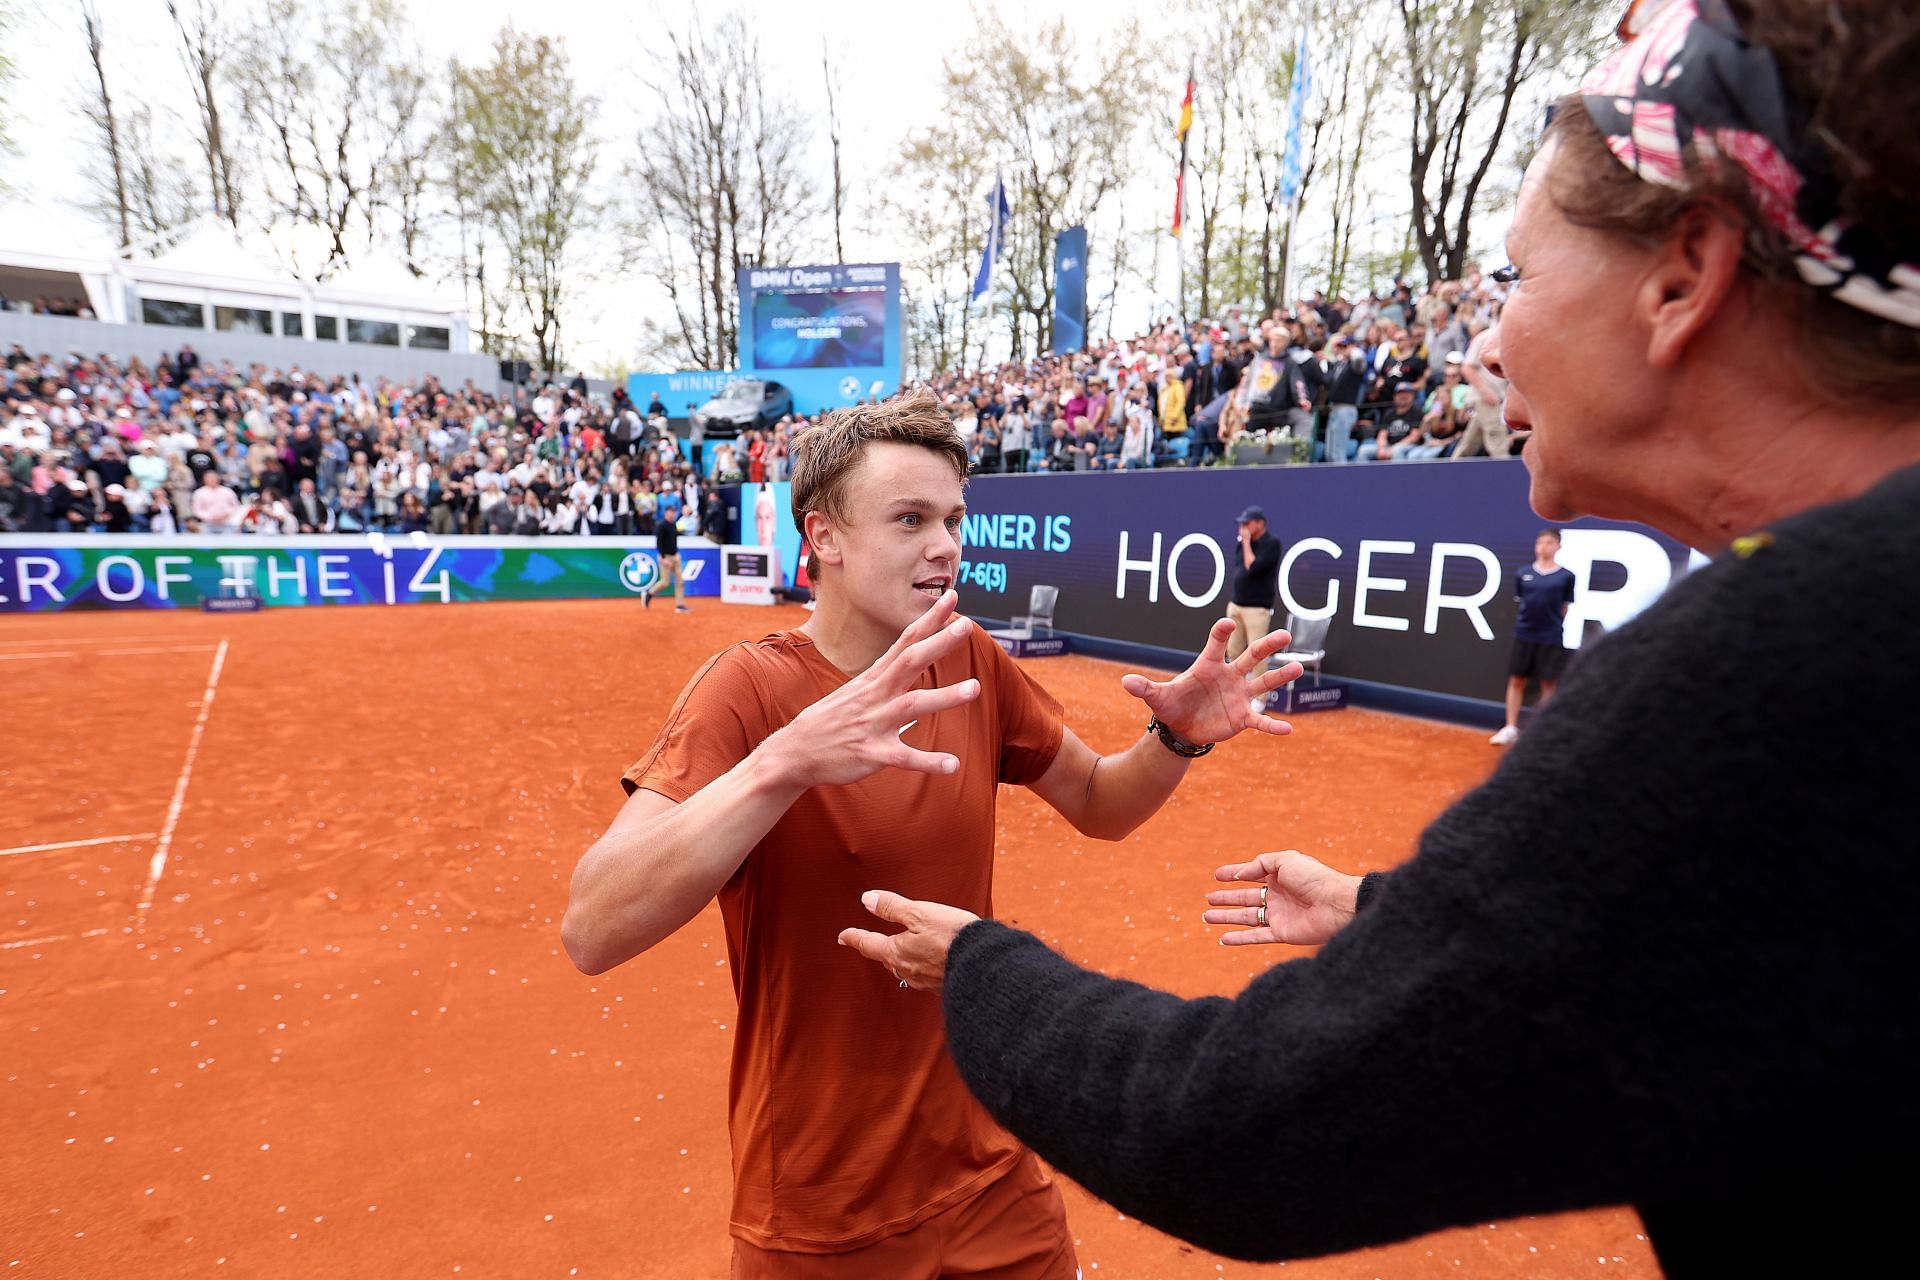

{"left": 1279, "top": 32, "right": 1312, "bottom": 206}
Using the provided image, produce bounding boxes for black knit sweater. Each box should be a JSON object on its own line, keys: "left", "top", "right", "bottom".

{"left": 945, "top": 464, "right": 1919, "bottom": 1276}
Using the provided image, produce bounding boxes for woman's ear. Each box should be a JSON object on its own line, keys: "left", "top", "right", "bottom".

{"left": 1642, "top": 206, "right": 1746, "bottom": 370}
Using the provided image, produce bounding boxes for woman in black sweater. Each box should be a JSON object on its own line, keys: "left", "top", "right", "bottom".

{"left": 840, "top": 3, "right": 1920, "bottom": 1274}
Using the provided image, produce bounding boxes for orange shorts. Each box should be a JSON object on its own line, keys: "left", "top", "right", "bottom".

{"left": 730, "top": 1153, "right": 1079, "bottom": 1280}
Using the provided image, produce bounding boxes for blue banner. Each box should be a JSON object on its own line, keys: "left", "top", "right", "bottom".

{"left": 1052, "top": 226, "right": 1088, "bottom": 356}
{"left": 0, "top": 535, "right": 722, "bottom": 612}
{"left": 950, "top": 461, "right": 1700, "bottom": 702}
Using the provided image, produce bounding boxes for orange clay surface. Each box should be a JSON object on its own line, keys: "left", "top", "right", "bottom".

{"left": 0, "top": 601, "right": 1659, "bottom": 1278}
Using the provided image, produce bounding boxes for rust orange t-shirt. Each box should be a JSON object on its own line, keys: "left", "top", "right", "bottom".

{"left": 623, "top": 624, "right": 1066, "bottom": 1253}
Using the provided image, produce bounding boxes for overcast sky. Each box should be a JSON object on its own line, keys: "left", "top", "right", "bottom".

{"left": 3, "top": 0, "right": 1532, "bottom": 369}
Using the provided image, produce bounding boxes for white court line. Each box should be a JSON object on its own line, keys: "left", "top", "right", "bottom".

{"left": 0, "top": 927, "right": 111, "bottom": 951}
{"left": 94, "top": 645, "right": 219, "bottom": 656}
{"left": 0, "top": 832, "right": 157, "bottom": 859}
{"left": 138, "top": 638, "right": 229, "bottom": 914}
{"left": 0, "top": 635, "right": 185, "bottom": 647}
{"left": 0, "top": 645, "right": 216, "bottom": 661}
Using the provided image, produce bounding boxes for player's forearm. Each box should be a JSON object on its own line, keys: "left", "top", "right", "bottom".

{"left": 1076, "top": 732, "right": 1190, "bottom": 841}
{"left": 563, "top": 749, "right": 806, "bottom": 974}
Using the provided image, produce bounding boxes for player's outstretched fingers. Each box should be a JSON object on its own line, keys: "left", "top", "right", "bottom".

{"left": 1199, "top": 616, "right": 1236, "bottom": 664}
{"left": 1241, "top": 707, "right": 1294, "bottom": 737}
{"left": 1202, "top": 906, "right": 1264, "bottom": 927}
{"left": 889, "top": 617, "right": 974, "bottom": 688}
{"left": 889, "top": 743, "right": 960, "bottom": 776}
{"left": 882, "top": 590, "right": 958, "bottom": 662}
{"left": 1236, "top": 627, "right": 1295, "bottom": 675}
{"left": 1251, "top": 660, "right": 1306, "bottom": 695}
{"left": 892, "top": 680, "right": 980, "bottom": 725}
{"left": 1205, "top": 886, "right": 1265, "bottom": 908}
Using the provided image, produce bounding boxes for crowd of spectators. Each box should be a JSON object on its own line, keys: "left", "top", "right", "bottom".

{"left": 925, "top": 270, "right": 1516, "bottom": 471}
{"left": 0, "top": 272, "right": 1518, "bottom": 536}
{"left": 0, "top": 343, "right": 727, "bottom": 538}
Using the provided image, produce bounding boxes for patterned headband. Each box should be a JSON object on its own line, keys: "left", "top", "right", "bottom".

{"left": 1580, "top": 0, "right": 1919, "bottom": 328}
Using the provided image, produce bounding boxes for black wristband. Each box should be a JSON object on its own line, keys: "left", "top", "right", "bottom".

{"left": 1146, "top": 717, "right": 1214, "bottom": 759}
{"left": 1355, "top": 871, "right": 1388, "bottom": 913}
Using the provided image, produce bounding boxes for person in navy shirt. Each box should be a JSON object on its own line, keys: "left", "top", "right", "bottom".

{"left": 1490, "top": 529, "right": 1576, "bottom": 746}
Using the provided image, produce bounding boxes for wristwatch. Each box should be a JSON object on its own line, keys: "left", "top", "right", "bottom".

{"left": 1146, "top": 717, "right": 1214, "bottom": 758}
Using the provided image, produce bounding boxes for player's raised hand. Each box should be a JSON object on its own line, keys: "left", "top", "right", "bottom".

{"left": 764, "top": 590, "right": 980, "bottom": 788}
{"left": 1120, "top": 620, "right": 1304, "bottom": 744}
{"left": 1203, "top": 850, "right": 1362, "bottom": 947}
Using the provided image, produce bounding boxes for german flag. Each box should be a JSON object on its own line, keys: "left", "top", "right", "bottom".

{"left": 1172, "top": 68, "right": 1194, "bottom": 236}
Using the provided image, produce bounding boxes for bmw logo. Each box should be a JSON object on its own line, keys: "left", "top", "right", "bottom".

{"left": 618, "top": 551, "right": 660, "bottom": 594}
{"left": 838, "top": 375, "right": 862, "bottom": 399}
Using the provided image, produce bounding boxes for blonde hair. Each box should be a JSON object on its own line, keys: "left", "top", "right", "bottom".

{"left": 788, "top": 388, "right": 969, "bottom": 581}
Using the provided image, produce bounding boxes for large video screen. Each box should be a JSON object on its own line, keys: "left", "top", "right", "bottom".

{"left": 750, "top": 289, "right": 887, "bottom": 369}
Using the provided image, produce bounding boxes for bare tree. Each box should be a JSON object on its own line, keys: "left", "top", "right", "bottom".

{"left": 884, "top": 121, "right": 987, "bottom": 376}
{"left": 167, "top": 0, "right": 242, "bottom": 228}
{"left": 937, "top": 12, "right": 1153, "bottom": 356}
{"left": 1320, "top": 26, "right": 1394, "bottom": 296}
{"left": 0, "top": 1, "right": 20, "bottom": 171}
{"left": 1185, "top": 0, "right": 1272, "bottom": 319}
{"left": 234, "top": 0, "right": 439, "bottom": 276}
{"left": 76, "top": 5, "right": 191, "bottom": 249}
{"left": 622, "top": 13, "right": 815, "bottom": 370}
{"left": 79, "top": 3, "right": 130, "bottom": 248}
{"left": 1398, "top": 0, "right": 1606, "bottom": 281}
{"left": 822, "top": 41, "right": 847, "bottom": 265}
{"left": 1226, "top": 22, "right": 1301, "bottom": 315}
{"left": 375, "top": 58, "right": 437, "bottom": 277}
{"left": 452, "top": 28, "right": 598, "bottom": 371}
{"left": 120, "top": 104, "right": 197, "bottom": 250}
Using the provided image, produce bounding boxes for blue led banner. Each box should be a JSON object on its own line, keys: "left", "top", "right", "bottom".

{"left": 0, "top": 535, "right": 722, "bottom": 613}
{"left": 735, "top": 263, "right": 903, "bottom": 415}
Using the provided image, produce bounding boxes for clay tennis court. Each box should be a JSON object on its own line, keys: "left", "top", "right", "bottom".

{"left": 2, "top": 600, "right": 1657, "bottom": 1278}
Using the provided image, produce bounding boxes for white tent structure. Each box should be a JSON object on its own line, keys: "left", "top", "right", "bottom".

{"left": 0, "top": 215, "right": 492, "bottom": 386}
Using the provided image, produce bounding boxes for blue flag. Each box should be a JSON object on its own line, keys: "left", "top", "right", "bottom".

{"left": 1280, "top": 32, "right": 1312, "bottom": 206}
{"left": 972, "top": 171, "right": 1011, "bottom": 300}
{"left": 1051, "top": 226, "right": 1087, "bottom": 356}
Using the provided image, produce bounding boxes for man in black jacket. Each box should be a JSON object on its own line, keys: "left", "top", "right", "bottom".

{"left": 1225, "top": 505, "right": 1281, "bottom": 663}
{"left": 290, "top": 478, "right": 330, "bottom": 533}
{"left": 1322, "top": 336, "right": 1369, "bottom": 463}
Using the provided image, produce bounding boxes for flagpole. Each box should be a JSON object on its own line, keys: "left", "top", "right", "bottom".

{"left": 1281, "top": 184, "right": 1303, "bottom": 316}
{"left": 983, "top": 170, "right": 1002, "bottom": 365}
{"left": 1176, "top": 222, "right": 1186, "bottom": 334}
{"left": 984, "top": 288, "right": 995, "bottom": 367}
{"left": 1176, "top": 61, "right": 1194, "bottom": 333}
